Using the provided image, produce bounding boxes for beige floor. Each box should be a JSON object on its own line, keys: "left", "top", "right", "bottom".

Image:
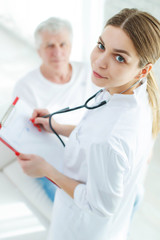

{"left": 0, "top": 23, "right": 160, "bottom": 240}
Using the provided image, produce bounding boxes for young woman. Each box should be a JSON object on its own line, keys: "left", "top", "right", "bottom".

{"left": 17, "top": 8, "right": 160, "bottom": 240}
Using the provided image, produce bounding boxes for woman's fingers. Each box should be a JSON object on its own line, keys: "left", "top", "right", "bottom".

{"left": 32, "top": 109, "right": 50, "bottom": 119}
{"left": 30, "top": 109, "right": 50, "bottom": 132}
{"left": 17, "top": 153, "right": 33, "bottom": 160}
{"left": 16, "top": 153, "right": 47, "bottom": 178}
{"left": 34, "top": 117, "right": 48, "bottom": 125}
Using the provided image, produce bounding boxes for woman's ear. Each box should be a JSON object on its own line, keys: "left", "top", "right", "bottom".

{"left": 135, "top": 63, "right": 152, "bottom": 80}
{"left": 141, "top": 63, "right": 152, "bottom": 78}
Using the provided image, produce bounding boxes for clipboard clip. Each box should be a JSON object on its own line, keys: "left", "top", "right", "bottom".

{"left": 0, "top": 97, "right": 19, "bottom": 129}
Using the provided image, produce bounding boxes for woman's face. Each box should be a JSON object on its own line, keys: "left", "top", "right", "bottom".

{"left": 90, "top": 25, "right": 142, "bottom": 94}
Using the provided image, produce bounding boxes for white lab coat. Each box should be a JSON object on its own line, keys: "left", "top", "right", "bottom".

{"left": 48, "top": 81, "right": 153, "bottom": 240}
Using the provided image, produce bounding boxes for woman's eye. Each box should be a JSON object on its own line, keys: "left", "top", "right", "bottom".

{"left": 116, "top": 55, "right": 125, "bottom": 63}
{"left": 97, "top": 42, "right": 105, "bottom": 50}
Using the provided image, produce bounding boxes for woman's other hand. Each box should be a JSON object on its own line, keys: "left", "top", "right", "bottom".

{"left": 17, "top": 153, "right": 50, "bottom": 178}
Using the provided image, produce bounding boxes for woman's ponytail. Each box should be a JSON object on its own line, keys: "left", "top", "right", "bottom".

{"left": 147, "top": 71, "right": 160, "bottom": 138}
{"left": 105, "top": 8, "right": 160, "bottom": 138}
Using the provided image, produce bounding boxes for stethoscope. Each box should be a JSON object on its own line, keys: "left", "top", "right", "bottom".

{"left": 43, "top": 89, "right": 107, "bottom": 147}
{"left": 43, "top": 78, "right": 142, "bottom": 147}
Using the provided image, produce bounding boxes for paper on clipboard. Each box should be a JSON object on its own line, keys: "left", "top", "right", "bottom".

{"left": 0, "top": 98, "right": 64, "bottom": 172}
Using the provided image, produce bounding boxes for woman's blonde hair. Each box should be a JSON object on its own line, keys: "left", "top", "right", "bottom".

{"left": 105, "top": 8, "right": 160, "bottom": 138}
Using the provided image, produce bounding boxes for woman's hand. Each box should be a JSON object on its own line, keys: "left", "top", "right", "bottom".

{"left": 32, "top": 108, "right": 76, "bottom": 137}
{"left": 17, "top": 153, "right": 50, "bottom": 178}
{"left": 17, "top": 153, "right": 80, "bottom": 199}
{"left": 31, "top": 109, "right": 58, "bottom": 133}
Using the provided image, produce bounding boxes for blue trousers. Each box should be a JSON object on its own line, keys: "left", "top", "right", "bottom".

{"left": 37, "top": 177, "right": 57, "bottom": 202}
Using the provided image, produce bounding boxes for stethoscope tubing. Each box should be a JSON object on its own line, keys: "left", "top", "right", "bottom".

{"left": 42, "top": 78, "right": 142, "bottom": 147}
{"left": 45, "top": 89, "right": 106, "bottom": 147}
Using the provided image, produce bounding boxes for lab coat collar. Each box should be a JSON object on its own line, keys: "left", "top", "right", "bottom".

{"left": 96, "top": 80, "right": 148, "bottom": 108}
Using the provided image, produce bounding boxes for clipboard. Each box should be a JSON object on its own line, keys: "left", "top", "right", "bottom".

{"left": 0, "top": 97, "right": 64, "bottom": 173}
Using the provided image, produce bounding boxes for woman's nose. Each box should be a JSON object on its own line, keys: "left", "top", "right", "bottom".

{"left": 95, "top": 53, "right": 108, "bottom": 69}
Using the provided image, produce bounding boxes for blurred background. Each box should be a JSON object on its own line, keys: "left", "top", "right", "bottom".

{"left": 0, "top": 0, "right": 159, "bottom": 239}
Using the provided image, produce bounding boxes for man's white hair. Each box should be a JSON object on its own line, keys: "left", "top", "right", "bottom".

{"left": 34, "top": 17, "right": 73, "bottom": 48}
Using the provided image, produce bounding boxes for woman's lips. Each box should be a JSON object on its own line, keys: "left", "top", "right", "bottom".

{"left": 93, "top": 71, "right": 104, "bottom": 78}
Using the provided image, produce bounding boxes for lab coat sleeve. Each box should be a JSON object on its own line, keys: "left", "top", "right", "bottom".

{"left": 74, "top": 142, "right": 129, "bottom": 218}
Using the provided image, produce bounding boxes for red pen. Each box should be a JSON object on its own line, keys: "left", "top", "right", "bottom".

{"left": 0, "top": 97, "right": 19, "bottom": 129}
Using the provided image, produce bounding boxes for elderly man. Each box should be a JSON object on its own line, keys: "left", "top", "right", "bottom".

{"left": 13, "top": 17, "right": 97, "bottom": 201}
{"left": 13, "top": 17, "right": 96, "bottom": 125}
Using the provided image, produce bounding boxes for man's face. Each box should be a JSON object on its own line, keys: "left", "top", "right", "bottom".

{"left": 38, "top": 30, "right": 72, "bottom": 69}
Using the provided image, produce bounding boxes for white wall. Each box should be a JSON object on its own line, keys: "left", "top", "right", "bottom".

{"left": 0, "top": 0, "right": 105, "bottom": 62}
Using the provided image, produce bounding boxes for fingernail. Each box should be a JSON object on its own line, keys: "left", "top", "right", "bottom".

{"left": 30, "top": 118, "right": 35, "bottom": 123}
{"left": 15, "top": 152, "right": 20, "bottom": 156}
{"left": 37, "top": 124, "right": 41, "bottom": 132}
